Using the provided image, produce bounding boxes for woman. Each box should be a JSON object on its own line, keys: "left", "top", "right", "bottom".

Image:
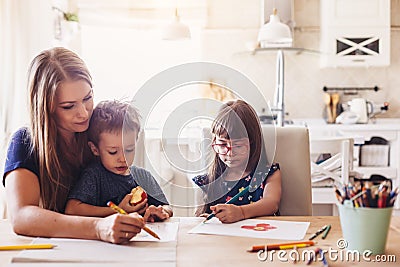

{"left": 3, "top": 47, "right": 144, "bottom": 244}
{"left": 193, "top": 100, "right": 281, "bottom": 223}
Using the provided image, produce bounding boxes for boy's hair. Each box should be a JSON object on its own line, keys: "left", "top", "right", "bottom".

{"left": 88, "top": 100, "right": 141, "bottom": 146}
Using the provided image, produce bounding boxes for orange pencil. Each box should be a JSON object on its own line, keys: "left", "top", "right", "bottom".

{"left": 247, "top": 240, "right": 315, "bottom": 252}
{"left": 107, "top": 201, "right": 160, "bottom": 240}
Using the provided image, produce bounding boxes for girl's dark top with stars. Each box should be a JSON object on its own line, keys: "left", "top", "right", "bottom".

{"left": 192, "top": 163, "right": 280, "bottom": 214}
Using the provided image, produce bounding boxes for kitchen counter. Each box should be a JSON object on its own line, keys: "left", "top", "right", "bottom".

{"left": 292, "top": 118, "right": 400, "bottom": 130}
{"left": 292, "top": 118, "right": 400, "bottom": 143}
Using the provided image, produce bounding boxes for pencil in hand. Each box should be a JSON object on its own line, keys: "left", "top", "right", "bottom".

{"left": 106, "top": 201, "right": 160, "bottom": 240}
{"left": 202, "top": 212, "right": 216, "bottom": 223}
{"left": 202, "top": 186, "right": 250, "bottom": 223}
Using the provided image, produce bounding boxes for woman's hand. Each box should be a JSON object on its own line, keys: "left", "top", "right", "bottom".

{"left": 143, "top": 205, "right": 171, "bottom": 222}
{"left": 210, "top": 204, "right": 245, "bottom": 223}
{"left": 95, "top": 213, "right": 145, "bottom": 244}
{"left": 118, "top": 194, "right": 148, "bottom": 215}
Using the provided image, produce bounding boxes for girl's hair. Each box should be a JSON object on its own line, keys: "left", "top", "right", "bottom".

{"left": 88, "top": 100, "right": 141, "bottom": 146}
{"left": 28, "top": 47, "right": 93, "bottom": 212}
{"left": 197, "top": 99, "right": 263, "bottom": 215}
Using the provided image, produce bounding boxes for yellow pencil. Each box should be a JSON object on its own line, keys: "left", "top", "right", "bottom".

{"left": 248, "top": 240, "right": 315, "bottom": 252}
{"left": 106, "top": 201, "right": 161, "bottom": 240}
{"left": 0, "top": 244, "right": 56, "bottom": 251}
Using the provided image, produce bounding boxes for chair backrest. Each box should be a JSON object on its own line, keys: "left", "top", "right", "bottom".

{"left": 200, "top": 125, "right": 312, "bottom": 216}
{"left": 310, "top": 137, "right": 354, "bottom": 186}
{"left": 263, "top": 126, "right": 312, "bottom": 216}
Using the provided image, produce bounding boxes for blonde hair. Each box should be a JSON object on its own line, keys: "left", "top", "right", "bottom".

{"left": 28, "top": 47, "right": 93, "bottom": 212}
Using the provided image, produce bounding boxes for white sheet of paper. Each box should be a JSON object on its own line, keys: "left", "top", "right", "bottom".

{"left": 188, "top": 218, "right": 310, "bottom": 240}
{"left": 12, "top": 223, "right": 179, "bottom": 264}
{"left": 131, "top": 222, "right": 179, "bottom": 242}
{"left": 8, "top": 263, "right": 175, "bottom": 267}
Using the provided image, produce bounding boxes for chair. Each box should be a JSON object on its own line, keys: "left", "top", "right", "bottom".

{"left": 310, "top": 137, "right": 354, "bottom": 187}
{"left": 199, "top": 125, "right": 312, "bottom": 216}
{"left": 309, "top": 137, "right": 354, "bottom": 215}
{"left": 262, "top": 126, "right": 312, "bottom": 216}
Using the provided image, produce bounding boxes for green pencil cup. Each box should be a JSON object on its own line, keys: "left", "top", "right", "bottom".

{"left": 337, "top": 204, "right": 393, "bottom": 255}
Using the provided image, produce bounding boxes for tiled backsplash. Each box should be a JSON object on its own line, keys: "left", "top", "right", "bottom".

{"left": 202, "top": 0, "right": 400, "bottom": 119}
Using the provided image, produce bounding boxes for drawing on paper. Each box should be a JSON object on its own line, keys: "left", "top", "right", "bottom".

{"left": 241, "top": 223, "right": 277, "bottom": 231}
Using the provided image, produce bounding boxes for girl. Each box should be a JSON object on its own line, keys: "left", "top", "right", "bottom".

{"left": 193, "top": 100, "right": 281, "bottom": 223}
{"left": 3, "top": 47, "right": 145, "bottom": 244}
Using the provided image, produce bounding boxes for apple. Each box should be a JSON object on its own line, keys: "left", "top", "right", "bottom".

{"left": 130, "top": 186, "right": 147, "bottom": 205}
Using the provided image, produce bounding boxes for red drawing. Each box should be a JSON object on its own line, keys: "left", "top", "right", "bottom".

{"left": 241, "top": 223, "right": 277, "bottom": 231}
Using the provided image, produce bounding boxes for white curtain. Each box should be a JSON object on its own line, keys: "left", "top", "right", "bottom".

{"left": 0, "top": 0, "right": 53, "bottom": 218}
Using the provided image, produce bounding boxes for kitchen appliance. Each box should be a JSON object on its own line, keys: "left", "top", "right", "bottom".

{"left": 348, "top": 98, "right": 389, "bottom": 123}
{"left": 368, "top": 102, "right": 389, "bottom": 119}
{"left": 349, "top": 98, "right": 370, "bottom": 123}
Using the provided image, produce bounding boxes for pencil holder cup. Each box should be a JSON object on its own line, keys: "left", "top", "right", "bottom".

{"left": 337, "top": 204, "right": 393, "bottom": 254}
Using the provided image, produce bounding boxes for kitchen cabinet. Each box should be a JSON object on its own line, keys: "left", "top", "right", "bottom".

{"left": 296, "top": 118, "right": 400, "bottom": 211}
{"left": 320, "top": 0, "right": 390, "bottom": 67}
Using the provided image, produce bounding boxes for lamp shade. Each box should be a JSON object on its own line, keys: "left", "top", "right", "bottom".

{"left": 162, "top": 9, "right": 191, "bottom": 40}
{"left": 258, "top": 8, "right": 292, "bottom": 48}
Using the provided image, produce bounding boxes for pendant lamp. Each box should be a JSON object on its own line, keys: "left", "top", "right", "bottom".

{"left": 257, "top": 8, "right": 292, "bottom": 48}
{"left": 162, "top": 8, "right": 191, "bottom": 40}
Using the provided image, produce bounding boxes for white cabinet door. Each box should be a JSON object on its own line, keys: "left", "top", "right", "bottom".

{"left": 320, "top": 0, "right": 390, "bottom": 67}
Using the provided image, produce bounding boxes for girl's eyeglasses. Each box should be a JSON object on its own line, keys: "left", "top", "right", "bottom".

{"left": 212, "top": 143, "right": 248, "bottom": 155}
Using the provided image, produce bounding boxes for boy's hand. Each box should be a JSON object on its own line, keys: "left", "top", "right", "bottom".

{"left": 143, "top": 205, "right": 171, "bottom": 222}
{"left": 118, "top": 194, "right": 148, "bottom": 215}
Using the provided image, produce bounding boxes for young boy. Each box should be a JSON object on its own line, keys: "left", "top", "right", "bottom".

{"left": 66, "top": 100, "right": 172, "bottom": 221}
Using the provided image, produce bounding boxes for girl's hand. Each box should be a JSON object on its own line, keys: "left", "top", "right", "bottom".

{"left": 118, "top": 194, "right": 148, "bottom": 215}
{"left": 95, "top": 212, "right": 145, "bottom": 244}
{"left": 143, "top": 205, "right": 171, "bottom": 222}
{"left": 210, "top": 204, "right": 245, "bottom": 223}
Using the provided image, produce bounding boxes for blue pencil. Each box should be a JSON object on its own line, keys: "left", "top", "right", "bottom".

{"left": 202, "top": 185, "right": 250, "bottom": 223}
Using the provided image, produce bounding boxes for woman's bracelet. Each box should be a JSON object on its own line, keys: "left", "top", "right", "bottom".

{"left": 239, "top": 205, "right": 246, "bottom": 220}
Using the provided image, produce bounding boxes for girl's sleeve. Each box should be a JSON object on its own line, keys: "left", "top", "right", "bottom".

{"left": 192, "top": 174, "right": 208, "bottom": 187}
{"left": 263, "top": 163, "right": 280, "bottom": 186}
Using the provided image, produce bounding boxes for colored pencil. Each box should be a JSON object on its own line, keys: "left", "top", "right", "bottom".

{"left": 202, "top": 186, "right": 250, "bottom": 223}
{"left": 321, "top": 224, "right": 331, "bottom": 239}
{"left": 308, "top": 225, "right": 329, "bottom": 240}
{"left": 0, "top": 244, "right": 56, "bottom": 251}
{"left": 248, "top": 240, "right": 315, "bottom": 252}
{"left": 107, "top": 201, "right": 160, "bottom": 240}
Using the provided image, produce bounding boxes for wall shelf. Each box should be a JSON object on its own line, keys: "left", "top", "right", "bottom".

{"left": 322, "top": 86, "right": 379, "bottom": 95}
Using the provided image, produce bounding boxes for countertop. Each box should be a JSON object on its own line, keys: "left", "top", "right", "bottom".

{"left": 292, "top": 118, "right": 400, "bottom": 131}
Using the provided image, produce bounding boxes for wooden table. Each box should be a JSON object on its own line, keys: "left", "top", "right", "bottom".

{"left": 1, "top": 216, "right": 399, "bottom": 266}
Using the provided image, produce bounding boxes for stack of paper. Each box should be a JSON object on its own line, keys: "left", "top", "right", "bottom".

{"left": 10, "top": 222, "right": 179, "bottom": 267}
